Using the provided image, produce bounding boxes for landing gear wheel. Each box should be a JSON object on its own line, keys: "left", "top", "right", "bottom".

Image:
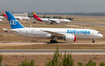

{"left": 53, "top": 40, "right": 58, "bottom": 43}
{"left": 66, "top": 23, "right": 67, "bottom": 25}
{"left": 50, "top": 40, "right": 53, "bottom": 43}
{"left": 50, "top": 40, "right": 58, "bottom": 43}
{"left": 50, "top": 22, "right": 53, "bottom": 24}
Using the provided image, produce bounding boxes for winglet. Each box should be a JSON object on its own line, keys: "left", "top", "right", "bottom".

{"left": 6, "top": 12, "right": 24, "bottom": 29}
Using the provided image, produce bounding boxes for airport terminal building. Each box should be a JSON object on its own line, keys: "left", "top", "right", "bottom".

{"left": 13, "top": 13, "right": 28, "bottom": 17}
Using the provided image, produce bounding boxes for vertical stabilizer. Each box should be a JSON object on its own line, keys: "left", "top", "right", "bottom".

{"left": 6, "top": 12, "right": 24, "bottom": 29}
{"left": 32, "top": 12, "right": 42, "bottom": 22}
{"left": 3, "top": 12, "right": 8, "bottom": 18}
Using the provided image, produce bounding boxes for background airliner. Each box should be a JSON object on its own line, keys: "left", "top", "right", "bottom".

{"left": 0, "top": 16, "right": 5, "bottom": 19}
{"left": 3, "top": 12, "right": 30, "bottom": 20}
{"left": 0, "top": 19, "right": 3, "bottom": 22}
{"left": 3, "top": 12, "right": 103, "bottom": 43}
{"left": 0, "top": 12, "right": 6, "bottom": 19}
{"left": 32, "top": 12, "right": 71, "bottom": 24}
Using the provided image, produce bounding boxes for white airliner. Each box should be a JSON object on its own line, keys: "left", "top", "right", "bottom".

{"left": 0, "top": 16, "right": 4, "bottom": 19}
{"left": 32, "top": 12, "right": 71, "bottom": 24}
{"left": 3, "top": 12, "right": 103, "bottom": 43}
{"left": 3, "top": 12, "right": 30, "bottom": 20}
{"left": 0, "top": 13, "right": 5, "bottom": 19}
{"left": 0, "top": 19, "right": 3, "bottom": 22}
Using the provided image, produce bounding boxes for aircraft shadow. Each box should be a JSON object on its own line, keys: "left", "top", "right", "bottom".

{"left": 47, "top": 42, "right": 67, "bottom": 44}
{"left": 2, "top": 42, "right": 11, "bottom": 43}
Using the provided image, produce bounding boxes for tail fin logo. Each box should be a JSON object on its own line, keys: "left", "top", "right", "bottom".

{"left": 10, "top": 20, "right": 18, "bottom": 25}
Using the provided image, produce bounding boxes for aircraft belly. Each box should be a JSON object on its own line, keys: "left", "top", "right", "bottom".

{"left": 59, "top": 21, "right": 65, "bottom": 23}
{"left": 76, "top": 35, "right": 94, "bottom": 39}
{"left": 42, "top": 20, "right": 49, "bottom": 22}
{"left": 16, "top": 31, "right": 51, "bottom": 38}
{"left": 60, "top": 21, "right": 68, "bottom": 23}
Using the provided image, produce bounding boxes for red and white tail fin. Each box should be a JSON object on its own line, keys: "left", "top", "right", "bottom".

{"left": 3, "top": 12, "right": 8, "bottom": 18}
{"left": 32, "top": 12, "right": 42, "bottom": 22}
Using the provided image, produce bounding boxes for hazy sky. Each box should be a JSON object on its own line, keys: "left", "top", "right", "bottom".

{"left": 0, "top": 0, "right": 105, "bottom": 13}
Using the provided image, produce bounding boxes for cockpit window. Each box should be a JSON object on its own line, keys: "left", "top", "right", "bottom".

{"left": 98, "top": 32, "right": 100, "bottom": 34}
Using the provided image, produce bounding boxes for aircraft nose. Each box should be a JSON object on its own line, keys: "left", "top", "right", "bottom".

{"left": 101, "top": 34, "right": 103, "bottom": 38}
{"left": 99, "top": 34, "right": 103, "bottom": 38}
{"left": 68, "top": 20, "right": 71, "bottom": 22}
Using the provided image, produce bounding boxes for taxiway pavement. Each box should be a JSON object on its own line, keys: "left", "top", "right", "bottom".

{"left": 0, "top": 42, "right": 105, "bottom": 46}
{"left": 1, "top": 49, "right": 105, "bottom": 55}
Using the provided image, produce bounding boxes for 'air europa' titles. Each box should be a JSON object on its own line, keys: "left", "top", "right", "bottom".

{"left": 67, "top": 30, "right": 90, "bottom": 35}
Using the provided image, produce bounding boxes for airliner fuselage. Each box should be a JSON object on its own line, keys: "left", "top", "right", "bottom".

{"left": 9, "top": 28, "right": 103, "bottom": 39}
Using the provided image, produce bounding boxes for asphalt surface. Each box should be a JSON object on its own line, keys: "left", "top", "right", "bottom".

{"left": 0, "top": 42, "right": 105, "bottom": 46}
{"left": 1, "top": 49, "right": 105, "bottom": 55}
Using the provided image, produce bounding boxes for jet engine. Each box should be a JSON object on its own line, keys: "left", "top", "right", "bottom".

{"left": 64, "top": 34, "right": 76, "bottom": 42}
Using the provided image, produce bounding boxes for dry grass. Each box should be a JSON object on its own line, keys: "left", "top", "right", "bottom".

{"left": 2, "top": 55, "right": 105, "bottom": 66}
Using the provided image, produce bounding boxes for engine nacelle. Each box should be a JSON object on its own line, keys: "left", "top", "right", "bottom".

{"left": 64, "top": 34, "right": 76, "bottom": 42}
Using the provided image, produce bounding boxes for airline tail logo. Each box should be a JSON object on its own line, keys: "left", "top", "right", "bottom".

{"left": 32, "top": 12, "right": 42, "bottom": 22}
{"left": 10, "top": 20, "right": 18, "bottom": 25}
{"left": 3, "top": 12, "right": 8, "bottom": 18}
{"left": 6, "top": 12, "right": 24, "bottom": 29}
{"left": 32, "top": 12, "right": 37, "bottom": 15}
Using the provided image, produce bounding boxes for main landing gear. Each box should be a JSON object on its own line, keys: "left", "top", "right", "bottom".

{"left": 66, "top": 23, "right": 67, "bottom": 25}
{"left": 50, "top": 40, "right": 58, "bottom": 43}
{"left": 92, "top": 39, "right": 95, "bottom": 43}
{"left": 50, "top": 37, "right": 58, "bottom": 43}
{"left": 50, "top": 22, "right": 53, "bottom": 24}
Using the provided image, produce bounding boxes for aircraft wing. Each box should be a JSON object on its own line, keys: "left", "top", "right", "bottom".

{"left": 41, "top": 30, "right": 64, "bottom": 37}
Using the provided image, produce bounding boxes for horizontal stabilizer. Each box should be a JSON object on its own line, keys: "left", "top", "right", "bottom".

{"left": 3, "top": 28, "right": 18, "bottom": 33}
